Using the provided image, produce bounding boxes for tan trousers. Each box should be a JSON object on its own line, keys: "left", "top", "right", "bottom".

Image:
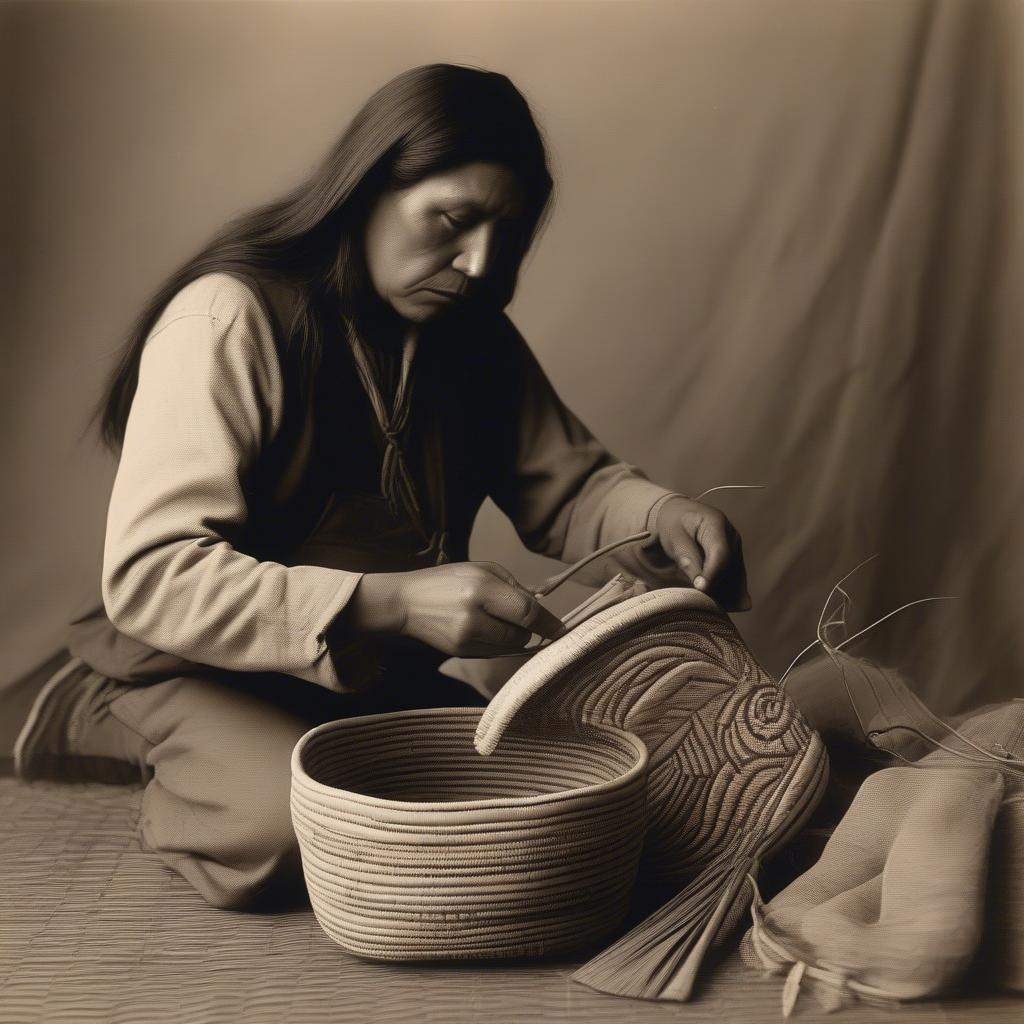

{"left": 13, "top": 657, "right": 487, "bottom": 911}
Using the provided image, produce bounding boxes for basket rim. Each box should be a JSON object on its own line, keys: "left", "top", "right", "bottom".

{"left": 474, "top": 587, "right": 722, "bottom": 756}
{"left": 290, "top": 706, "right": 649, "bottom": 813}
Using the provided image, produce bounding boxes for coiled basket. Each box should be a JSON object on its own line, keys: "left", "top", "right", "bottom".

{"left": 290, "top": 707, "right": 649, "bottom": 961}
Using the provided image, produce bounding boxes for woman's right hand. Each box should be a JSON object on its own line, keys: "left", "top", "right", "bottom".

{"left": 345, "top": 561, "right": 568, "bottom": 657}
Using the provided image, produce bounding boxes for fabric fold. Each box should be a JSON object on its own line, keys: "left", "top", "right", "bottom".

{"left": 744, "top": 653, "right": 1024, "bottom": 1012}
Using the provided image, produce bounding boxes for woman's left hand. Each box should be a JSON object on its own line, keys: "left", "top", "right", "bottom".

{"left": 638, "top": 495, "right": 752, "bottom": 611}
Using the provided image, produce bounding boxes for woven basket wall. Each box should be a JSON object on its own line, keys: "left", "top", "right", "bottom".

{"left": 290, "top": 707, "right": 649, "bottom": 961}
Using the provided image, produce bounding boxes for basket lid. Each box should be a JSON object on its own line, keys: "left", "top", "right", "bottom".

{"left": 475, "top": 588, "right": 720, "bottom": 756}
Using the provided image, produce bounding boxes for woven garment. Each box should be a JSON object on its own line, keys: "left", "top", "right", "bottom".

{"left": 475, "top": 587, "right": 829, "bottom": 1000}
{"left": 740, "top": 657, "right": 1024, "bottom": 1014}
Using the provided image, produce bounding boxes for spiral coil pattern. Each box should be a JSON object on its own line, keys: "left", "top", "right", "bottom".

{"left": 477, "top": 589, "right": 828, "bottom": 886}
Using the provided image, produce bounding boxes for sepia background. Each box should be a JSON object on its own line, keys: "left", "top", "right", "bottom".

{"left": 2, "top": 0, "right": 1021, "bottom": 712}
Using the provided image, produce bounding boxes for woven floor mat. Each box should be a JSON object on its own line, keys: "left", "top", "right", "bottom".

{"left": 0, "top": 777, "right": 1018, "bottom": 1024}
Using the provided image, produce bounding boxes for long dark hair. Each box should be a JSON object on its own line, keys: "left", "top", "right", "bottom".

{"left": 90, "top": 63, "right": 555, "bottom": 453}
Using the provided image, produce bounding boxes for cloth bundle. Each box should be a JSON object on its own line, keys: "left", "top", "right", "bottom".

{"left": 741, "top": 654, "right": 1024, "bottom": 1014}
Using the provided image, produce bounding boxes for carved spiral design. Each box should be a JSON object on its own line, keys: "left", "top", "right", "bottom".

{"left": 512, "top": 603, "right": 827, "bottom": 886}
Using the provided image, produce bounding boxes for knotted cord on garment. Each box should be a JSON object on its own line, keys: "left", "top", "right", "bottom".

{"left": 343, "top": 317, "right": 449, "bottom": 565}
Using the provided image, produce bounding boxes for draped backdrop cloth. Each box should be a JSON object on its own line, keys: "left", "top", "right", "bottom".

{"left": 2, "top": 0, "right": 1022, "bottom": 714}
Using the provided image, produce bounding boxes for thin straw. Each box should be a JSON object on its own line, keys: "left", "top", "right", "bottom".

{"left": 781, "top": 580, "right": 1009, "bottom": 773}
{"left": 866, "top": 724, "right": 1024, "bottom": 777}
{"left": 815, "top": 555, "right": 879, "bottom": 656}
{"left": 777, "top": 554, "right": 878, "bottom": 687}
{"left": 778, "top": 596, "right": 956, "bottom": 689}
{"left": 532, "top": 484, "right": 764, "bottom": 599}
{"left": 834, "top": 596, "right": 956, "bottom": 653}
{"left": 532, "top": 532, "right": 652, "bottom": 598}
{"left": 693, "top": 484, "right": 766, "bottom": 501}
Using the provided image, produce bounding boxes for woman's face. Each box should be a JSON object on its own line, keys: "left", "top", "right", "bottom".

{"left": 362, "top": 161, "right": 528, "bottom": 322}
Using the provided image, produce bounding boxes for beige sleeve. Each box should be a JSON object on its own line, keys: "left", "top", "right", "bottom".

{"left": 488, "top": 316, "right": 684, "bottom": 588}
{"left": 101, "top": 273, "right": 364, "bottom": 692}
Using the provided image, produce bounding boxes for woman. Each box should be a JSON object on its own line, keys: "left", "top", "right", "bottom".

{"left": 7, "top": 64, "right": 749, "bottom": 910}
